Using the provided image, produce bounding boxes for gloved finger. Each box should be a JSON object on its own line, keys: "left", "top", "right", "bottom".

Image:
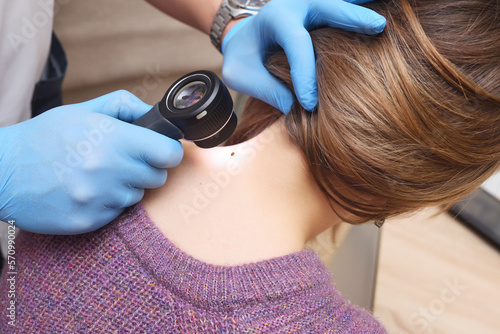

{"left": 223, "top": 58, "right": 295, "bottom": 114}
{"left": 127, "top": 165, "right": 168, "bottom": 189}
{"left": 117, "top": 123, "right": 184, "bottom": 169}
{"left": 104, "top": 187, "right": 145, "bottom": 209}
{"left": 279, "top": 27, "right": 318, "bottom": 111}
{"left": 308, "top": 0, "right": 386, "bottom": 35}
{"left": 64, "top": 208, "right": 124, "bottom": 235}
{"left": 81, "top": 90, "right": 153, "bottom": 122}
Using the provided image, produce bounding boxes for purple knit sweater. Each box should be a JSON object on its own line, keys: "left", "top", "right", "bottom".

{"left": 0, "top": 204, "right": 387, "bottom": 333}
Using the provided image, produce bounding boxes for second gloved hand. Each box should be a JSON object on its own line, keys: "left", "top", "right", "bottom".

{"left": 0, "top": 91, "right": 183, "bottom": 234}
{"left": 221, "top": 0, "right": 386, "bottom": 113}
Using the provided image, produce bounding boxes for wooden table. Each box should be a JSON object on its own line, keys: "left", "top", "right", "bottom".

{"left": 374, "top": 207, "right": 500, "bottom": 334}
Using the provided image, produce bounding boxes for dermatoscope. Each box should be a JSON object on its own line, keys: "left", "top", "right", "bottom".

{"left": 133, "top": 70, "right": 237, "bottom": 148}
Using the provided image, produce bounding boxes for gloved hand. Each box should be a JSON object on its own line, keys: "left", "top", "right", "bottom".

{"left": 222, "top": 0, "right": 386, "bottom": 113}
{"left": 0, "top": 91, "right": 183, "bottom": 234}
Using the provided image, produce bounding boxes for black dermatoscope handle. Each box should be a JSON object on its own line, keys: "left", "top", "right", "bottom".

{"left": 132, "top": 104, "right": 183, "bottom": 140}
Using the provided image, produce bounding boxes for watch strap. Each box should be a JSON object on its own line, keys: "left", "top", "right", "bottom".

{"left": 210, "top": 1, "right": 233, "bottom": 52}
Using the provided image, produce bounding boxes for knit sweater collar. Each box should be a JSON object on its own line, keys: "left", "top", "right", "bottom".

{"left": 114, "top": 203, "right": 336, "bottom": 312}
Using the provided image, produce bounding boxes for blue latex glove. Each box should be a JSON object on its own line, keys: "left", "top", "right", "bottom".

{"left": 0, "top": 91, "right": 183, "bottom": 234}
{"left": 222, "top": 0, "right": 386, "bottom": 113}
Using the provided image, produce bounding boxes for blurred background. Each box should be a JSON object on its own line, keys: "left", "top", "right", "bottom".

{"left": 53, "top": 1, "right": 500, "bottom": 333}
{"left": 54, "top": 0, "right": 224, "bottom": 106}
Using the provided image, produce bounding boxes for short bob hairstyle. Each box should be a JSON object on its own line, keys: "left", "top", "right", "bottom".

{"left": 226, "top": 0, "right": 500, "bottom": 224}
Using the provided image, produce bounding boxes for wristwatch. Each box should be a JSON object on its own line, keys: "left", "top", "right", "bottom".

{"left": 210, "top": 0, "right": 271, "bottom": 52}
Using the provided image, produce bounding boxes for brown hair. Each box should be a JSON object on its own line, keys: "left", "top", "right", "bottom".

{"left": 226, "top": 0, "right": 500, "bottom": 224}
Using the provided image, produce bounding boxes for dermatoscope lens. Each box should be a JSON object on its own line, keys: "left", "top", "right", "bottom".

{"left": 173, "top": 81, "right": 207, "bottom": 109}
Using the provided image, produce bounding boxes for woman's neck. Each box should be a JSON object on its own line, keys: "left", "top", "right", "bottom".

{"left": 142, "top": 120, "right": 338, "bottom": 265}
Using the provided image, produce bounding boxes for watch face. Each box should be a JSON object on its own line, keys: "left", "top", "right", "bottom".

{"left": 229, "top": 0, "right": 271, "bottom": 10}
